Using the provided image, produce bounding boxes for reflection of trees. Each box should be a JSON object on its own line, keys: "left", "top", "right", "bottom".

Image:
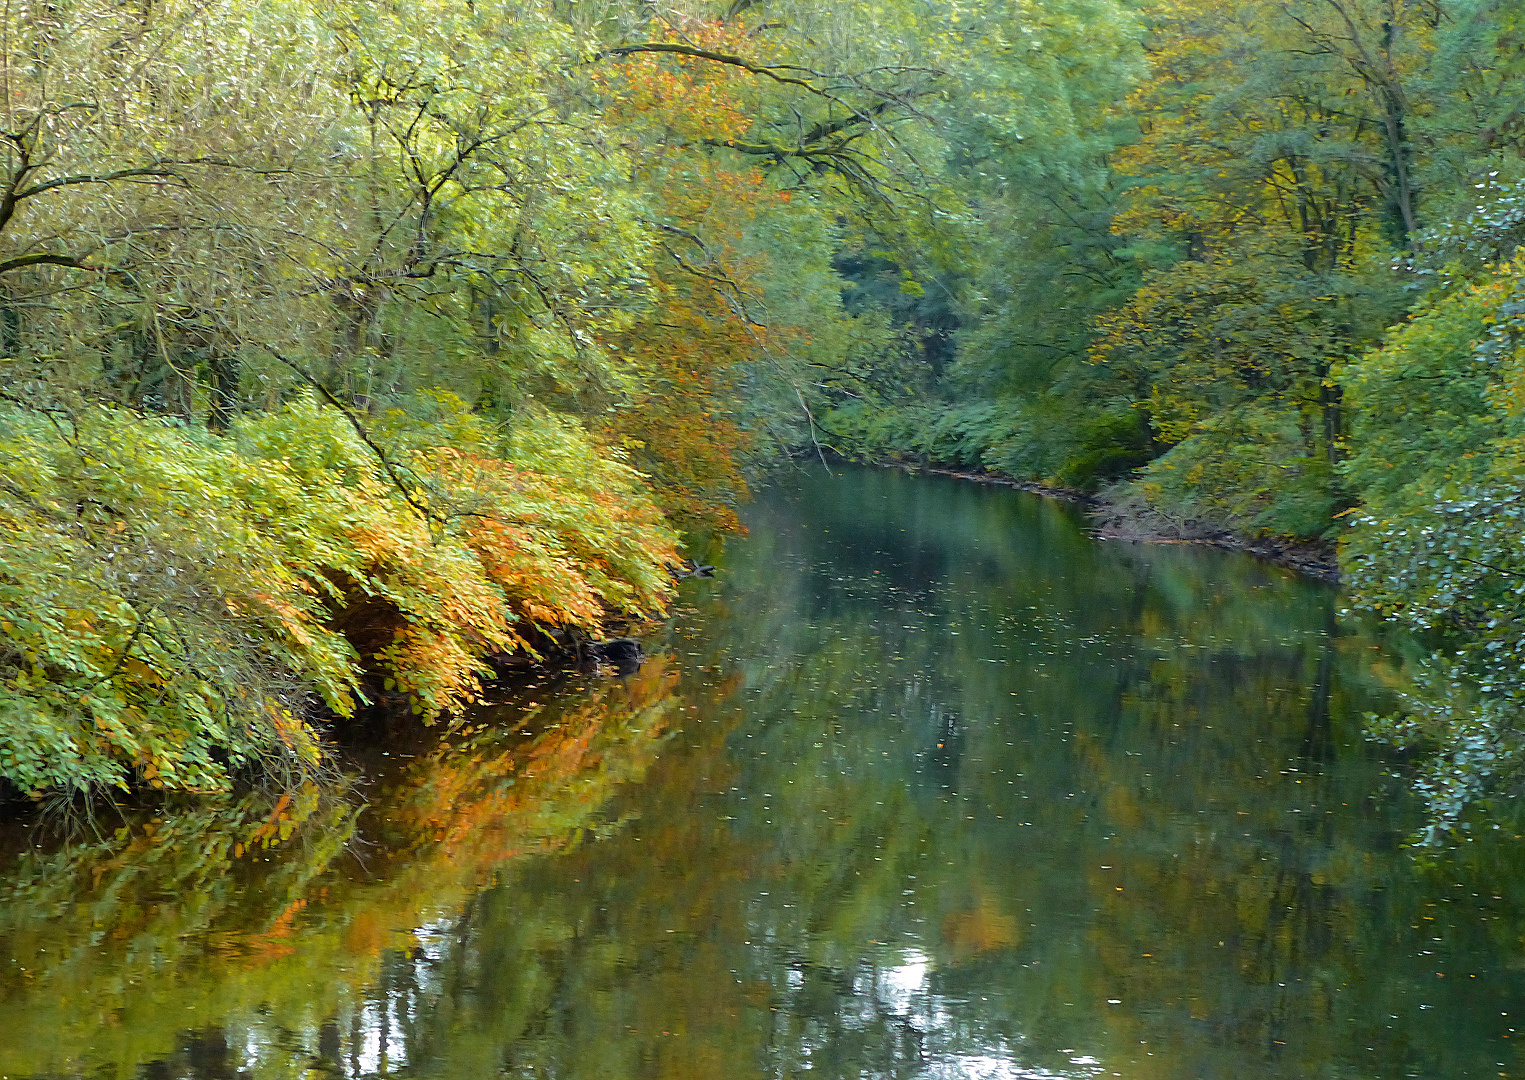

{"left": 650, "top": 468, "right": 1525, "bottom": 1079}
{"left": 0, "top": 661, "right": 681, "bottom": 1077}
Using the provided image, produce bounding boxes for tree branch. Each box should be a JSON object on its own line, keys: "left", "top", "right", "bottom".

{"left": 0, "top": 251, "right": 90, "bottom": 276}
{"left": 601, "top": 42, "right": 836, "bottom": 97}
{"left": 261, "top": 347, "right": 439, "bottom": 525}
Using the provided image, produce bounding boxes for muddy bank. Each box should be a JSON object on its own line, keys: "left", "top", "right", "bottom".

{"left": 1093, "top": 523, "right": 1340, "bottom": 584}
{"left": 876, "top": 460, "right": 1340, "bottom": 584}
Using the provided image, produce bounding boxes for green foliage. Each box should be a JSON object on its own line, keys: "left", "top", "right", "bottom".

{"left": 820, "top": 400, "right": 1012, "bottom": 468}
{"left": 1138, "top": 406, "right": 1342, "bottom": 537}
{"left": 1338, "top": 260, "right": 1525, "bottom": 838}
{"left": 0, "top": 402, "right": 345, "bottom": 797}
{"left": 0, "top": 393, "right": 676, "bottom": 797}
{"left": 1406, "top": 174, "right": 1525, "bottom": 289}
{"left": 1339, "top": 273, "right": 1513, "bottom": 504}
{"left": 783, "top": 0, "right": 1525, "bottom": 835}
{"left": 827, "top": 0, "right": 1523, "bottom": 532}
{"left": 823, "top": 395, "right": 1151, "bottom": 492}
{"left": 975, "top": 397, "right": 1152, "bottom": 490}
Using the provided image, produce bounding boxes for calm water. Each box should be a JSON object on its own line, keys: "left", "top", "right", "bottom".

{"left": 4, "top": 467, "right": 1525, "bottom": 1079}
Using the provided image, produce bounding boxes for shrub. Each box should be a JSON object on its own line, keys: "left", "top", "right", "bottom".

{"left": 0, "top": 395, "right": 677, "bottom": 799}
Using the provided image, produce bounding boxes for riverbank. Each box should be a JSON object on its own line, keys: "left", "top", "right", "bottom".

{"left": 0, "top": 612, "right": 666, "bottom": 813}
{"left": 872, "top": 460, "right": 1340, "bottom": 584}
{"left": 0, "top": 398, "right": 682, "bottom": 803}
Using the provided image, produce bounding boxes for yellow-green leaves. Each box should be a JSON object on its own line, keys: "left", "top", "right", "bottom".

{"left": 1339, "top": 259, "right": 1525, "bottom": 839}
{"left": 0, "top": 395, "right": 675, "bottom": 798}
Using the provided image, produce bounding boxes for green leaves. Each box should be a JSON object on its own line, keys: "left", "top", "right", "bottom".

{"left": 1340, "top": 259, "right": 1525, "bottom": 838}
{"left": 0, "top": 394, "right": 676, "bottom": 798}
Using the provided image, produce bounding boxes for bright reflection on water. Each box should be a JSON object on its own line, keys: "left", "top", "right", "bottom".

{"left": 4, "top": 466, "right": 1525, "bottom": 1079}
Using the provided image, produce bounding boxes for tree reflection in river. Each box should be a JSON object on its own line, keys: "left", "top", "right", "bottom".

{"left": 0, "top": 659, "right": 681, "bottom": 1075}
{"left": 4, "top": 466, "right": 1525, "bottom": 1079}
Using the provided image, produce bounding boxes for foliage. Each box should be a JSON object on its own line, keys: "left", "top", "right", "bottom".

{"left": 820, "top": 399, "right": 1010, "bottom": 468}
{"left": 3, "top": 0, "right": 1523, "bottom": 840}
{"left": 0, "top": 0, "right": 1012, "bottom": 796}
{"left": 0, "top": 393, "right": 675, "bottom": 797}
{"left": 1339, "top": 259, "right": 1525, "bottom": 839}
{"left": 1406, "top": 173, "right": 1525, "bottom": 288}
{"left": 0, "top": 401, "right": 344, "bottom": 797}
{"left": 783, "top": 0, "right": 1525, "bottom": 831}
{"left": 827, "top": 0, "right": 1520, "bottom": 514}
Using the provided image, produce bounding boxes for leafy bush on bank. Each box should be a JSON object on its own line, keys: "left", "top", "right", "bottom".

{"left": 819, "top": 400, "right": 1006, "bottom": 468}
{"left": 0, "top": 394, "right": 676, "bottom": 799}
{"left": 820, "top": 397, "right": 1150, "bottom": 491}
{"left": 1338, "top": 259, "right": 1525, "bottom": 839}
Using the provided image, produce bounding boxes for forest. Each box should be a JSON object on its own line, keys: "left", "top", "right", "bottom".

{"left": 0, "top": 0, "right": 1521, "bottom": 835}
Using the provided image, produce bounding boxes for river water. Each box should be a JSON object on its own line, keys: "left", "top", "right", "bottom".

{"left": 4, "top": 466, "right": 1525, "bottom": 1079}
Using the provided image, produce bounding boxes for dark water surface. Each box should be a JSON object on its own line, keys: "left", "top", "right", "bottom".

{"left": 5, "top": 467, "right": 1525, "bottom": 1079}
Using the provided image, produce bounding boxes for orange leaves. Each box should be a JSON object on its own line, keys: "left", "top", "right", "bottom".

{"left": 224, "top": 401, "right": 678, "bottom": 729}
{"left": 597, "top": 196, "right": 772, "bottom": 531}
{"left": 581, "top": 20, "right": 819, "bottom": 534}
{"left": 598, "top": 20, "right": 757, "bottom": 148}
{"left": 600, "top": 270, "right": 757, "bottom": 531}
{"left": 422, "top": 450, "right": 608, "bottom": 631}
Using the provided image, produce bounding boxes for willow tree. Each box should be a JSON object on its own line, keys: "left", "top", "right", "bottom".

{"left": 0, "top": 0, "right": 348, "bottom": 419}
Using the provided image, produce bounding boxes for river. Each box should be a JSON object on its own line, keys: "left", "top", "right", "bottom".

{"left": 3, "top": 466, "right": 1524, "bottom": 1079}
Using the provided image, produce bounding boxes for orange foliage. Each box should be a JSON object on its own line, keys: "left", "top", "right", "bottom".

{"left": 591, "top": 21, "right": 807, "bottom": 532}
{"left": 421, "top": 446, "right": 676, "bottom": 629}
{"left": 233, "top": 404, "right": 678, "bottom": 726}
{"left": 385, "top": 657, "right": 681, "bottom": 875}
{"left": 601, "top": 264, "right": 763, "bottom": 533}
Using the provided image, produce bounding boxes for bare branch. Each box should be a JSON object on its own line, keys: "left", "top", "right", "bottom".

{"left": 0, "top": 251, "right": 90, "bottom": 275}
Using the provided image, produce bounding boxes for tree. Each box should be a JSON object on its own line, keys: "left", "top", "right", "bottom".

{"left": 1339, "top": 257, "right": 1525, "bottom": 839}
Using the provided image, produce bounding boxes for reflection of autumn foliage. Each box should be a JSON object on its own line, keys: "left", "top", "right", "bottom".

{"left": 380, "top": 658, "right": 682, "bottom": 876}
{"left": 0, "top": 659, "right": 682, "bottom": 1075}
{"left": 941, "top": 896, "right": 1022, "bottom": 965}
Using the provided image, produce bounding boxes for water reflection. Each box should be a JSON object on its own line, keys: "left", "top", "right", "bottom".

{"left": 5, "top": 466, "right": 1525, "bottom": 1079}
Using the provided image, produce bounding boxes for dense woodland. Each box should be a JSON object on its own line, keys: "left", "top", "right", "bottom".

{"left": 0, "top": 0, "right": 1521, "bottom": 835}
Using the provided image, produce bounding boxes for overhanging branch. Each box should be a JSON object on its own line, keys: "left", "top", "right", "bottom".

{"left": 0, "top": 252, "right": 91, "bottom": 276}
{"left": 261, "top": 347, "right": 439, "bottom": 526}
